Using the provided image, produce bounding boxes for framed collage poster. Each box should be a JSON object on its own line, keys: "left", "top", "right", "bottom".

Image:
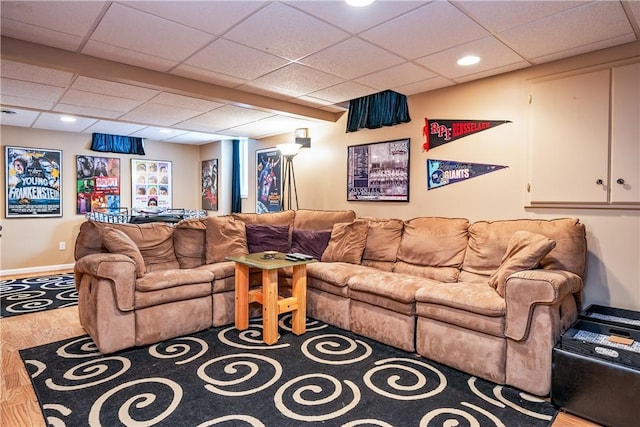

{"left": 76, "top": 155, "right": 120, "bottom": 214}
{"left": 5, "top": 146, "right": 62, "bottom": 217}
{"left": 256, "top": 148, "right": 282, "bottom": 213}
{"left": 131, "top": 159, "right": 172, "bottom": 211}
{"left": 201, "top": 159, "right": 218, "bottom": 211}
{"left": 347, "top": 138, "right": 410, "bottom": 202}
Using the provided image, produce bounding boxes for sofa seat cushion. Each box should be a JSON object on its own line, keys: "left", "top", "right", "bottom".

{"left": 135, "top": 282, "right": 212, "bottom": 309}
{"left": 306, "top": 262, "right": 374, "bottom": 288}
{"left": 393, "top": 261, "right": 460, "bottom": 283}
{"left": 196, "top": 261, "right": 237, "bottom": 293}
{"left": 136, "top": 269, "right": 214, "bottom": 292}
{"left": 415, "top": 281, "right": 505, "bottom": 317}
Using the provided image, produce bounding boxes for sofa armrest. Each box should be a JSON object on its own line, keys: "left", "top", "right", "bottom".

{"left": 74, "top": 253, "right": 136, "bottom": 311}
{"left": 504, "top": 269, "right": 583, "bottom": 341}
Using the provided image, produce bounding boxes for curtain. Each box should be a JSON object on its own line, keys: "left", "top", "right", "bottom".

{"left": 231, "top": 139, "right": 242, "bottom": 213}
{"left": 91, "top": 133, "right": 145, "bottom": 155}
{"left": 346, "top": 90, "right": 411, "bottom": 133}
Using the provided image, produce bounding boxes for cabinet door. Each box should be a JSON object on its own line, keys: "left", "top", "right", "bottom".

{"left": 611, "top": 63, "right": 640, "bottom": 203}
{"left": 530, "top": 69, "right": 610, "bottom": 203}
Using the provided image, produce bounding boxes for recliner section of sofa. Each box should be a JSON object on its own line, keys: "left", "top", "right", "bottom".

{"left": 73, "top": 210, "right": 586, "bottom": 396}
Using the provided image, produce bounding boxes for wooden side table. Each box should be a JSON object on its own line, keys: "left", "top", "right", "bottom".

{"left": 226, "top": 252, "right": 316, "bottom": 345}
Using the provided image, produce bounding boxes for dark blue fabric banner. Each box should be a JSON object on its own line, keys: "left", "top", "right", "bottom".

{"left": 91, "top": 133, "right": 145, "bottom": 155}
{"left": 346, "top": 90, "right": 411, "bottom": 132}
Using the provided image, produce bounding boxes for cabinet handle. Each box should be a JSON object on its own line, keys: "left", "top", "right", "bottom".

{"left": 617, "top": 178, "right": 625, "bottom": 185}
{"left": 596, "top": 179, "right": 604, "bottom": 185}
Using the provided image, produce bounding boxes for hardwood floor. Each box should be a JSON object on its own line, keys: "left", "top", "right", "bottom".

{"left": 0, "top": 271, "right": 600, "bottom": 427}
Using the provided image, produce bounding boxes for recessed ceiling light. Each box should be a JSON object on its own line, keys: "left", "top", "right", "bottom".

{"left": 60, "top": 115, "right": 77, "bottom": 123}
{"left": 457, "top": 55, "right": 480, "bottom": 66}
{"left": 346, "top": 0, "right": 375, "bottom": 7}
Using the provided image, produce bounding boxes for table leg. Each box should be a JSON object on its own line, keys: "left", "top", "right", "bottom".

{"left": 291, "top": 264, "right": 307, "bottom": 336}
{"left": 234, "top": 263, "right": 249, "bottom": 330}
{"left": 262, "top": 269, "right": 279, "bottom": 345}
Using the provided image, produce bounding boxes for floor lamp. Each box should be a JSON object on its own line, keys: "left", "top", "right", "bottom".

{"left": 277, "top": 143, "right": 302, "bottom": 210}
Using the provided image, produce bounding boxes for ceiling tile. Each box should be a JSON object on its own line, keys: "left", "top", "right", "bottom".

{"left": 120, "top": 103, "right": 204, "bottom": 126}
{"left": 300, "top": 37, "right": 404, "bottom": 80}
{"left": 130, "top": 126, "right": 189, "bottom": 140}
{"left": 89, "top": 3, "right": 214, "bottom": 62}
{"left": 455, "top": 61, "right": 530, "bottom": 83}
{"left": 309, "top": 81, "right": 377, "bottom": 104}
{"left": 393, "top": 77, "right": 455, "bottom": 96}
{"left": 1, "top": 78, "right": 66, "bottom": 102}
{"left": 360, "top": 2, "right": 489, "bottom": 59}
{"left": 245, "top": 63, "right": 343, "bottom": 98}
{"left": 0, "top": 108, "right": 39, "bottom": 127}
{"left": 59, "top": 90, "right": 143, "bottom": 113}
{"left": 415, "top": 36, "right": 526, "bottom": 80}
{"left": 0, "top": 94, "right": 56, "bottom": 110}
{"left": 82, "top": 40, "right": 179, "bottom": 72}
{"left": 499, "top": 1, "right": 634, "bottom": 60}
{"left": 224, "top": 2, "right": 349, "bottom": 60}
{"left": 171, "top": 65, "right": 248, "bottom": 88}
{"left": 179, "top": 105, "right": 274, "bottom": 130}
{"left": 33, "top": 112, "right": 98, "bottom": 133}
{"left": 530, "top": 33, "right": 638, "bottom": 65}
{"left": 71, "top": 77, "right": 159, "bottom": 101}
{"left": 0, "top": 18, "right": 84, "bottom": 51}
{"left": 162, "top": 131, "right": 227, "bottom": 145}
{"left": 355, "top": 62, "right": 437, "bottom": 91}
{"left": 150, "top": 93, "right": 224, "bottom": 112}
{"left": 52, "top": 104, "right": 124, "bottom": 120}
{"left": 288, "top": 1, "right": 425, "bottom": 34}
{"left": 83, "top": 120, "right": 148, "bottom": 136}
{"left": 184, "top": 38, "right": 288, "bottom": 80}
{"left": 122, "top": 0, "right": 267, "bottom": 35}
{"left": 1, "top": 61, "right": 74, "bottom": 87}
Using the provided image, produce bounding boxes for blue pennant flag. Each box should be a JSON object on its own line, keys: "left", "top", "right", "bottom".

{"left": 427, "top": 159, "right": 508, "bottom": 190}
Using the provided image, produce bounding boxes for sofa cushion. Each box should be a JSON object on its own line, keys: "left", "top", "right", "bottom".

{"left": 362, "top": 217, "right": 404, "bottom": 262}
{"left": 245, "top": 223, "right": 291, "bottom": 253}
{"left": 290, "top": 229, "right": 332, "bottom": 260}
{"left": 205, "top": 216, "right": 248, "bottom": 263}
{"left": 99, "top": 222, "right": 180, "bottom": 271}
{"left": 173, "top": 218, "right": 206, "bottom": 269}
{"left": 321, "top": 219, "right": 368, "bottom": 264}
{"left": 101, "top": 227, "right": 146, "bottom": 277}
{"left": 293, "top": 209, "right": 356, "bottom": 230}
{"left": 74, "top": 220, "right": 106, "bottom": 260}
{"left": 232, "top": 210, "right": 295, "bottom": 226}
{"left": 393, "top": 262, "right": 460, "bottom": 283}
{"left": 462, "top": 218, "right": 586, "bottom": 277}
{"left": 488, "top": 231, "right": 556, "bottom": 297}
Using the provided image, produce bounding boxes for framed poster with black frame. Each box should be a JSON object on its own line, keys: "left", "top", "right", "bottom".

{"left": 131, "top": 159, "right": 172, "bottom": 211}
{"left": 5, "top": 146, "right": 63, "bottom": 217}
{"left": 347, "top": 138, "right": 410, "bottom": 202}
{"left": 256, "top": 148, "right": 282, "bottom": 213}
{"left": 201, "top": 159, "right": 218, "bottom": 211}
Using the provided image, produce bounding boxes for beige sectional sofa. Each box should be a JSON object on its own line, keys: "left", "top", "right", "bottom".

{"left": 73, "top": 209, "right": 586, "bottom": 396}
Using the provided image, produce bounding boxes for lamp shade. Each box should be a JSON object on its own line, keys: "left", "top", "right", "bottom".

{"left": 277, "top": 143, "right": 302, "bottom": 157}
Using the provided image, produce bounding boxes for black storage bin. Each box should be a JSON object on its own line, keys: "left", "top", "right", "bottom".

{"left": 580, "top": 304, "right": 640, "bottom": 331}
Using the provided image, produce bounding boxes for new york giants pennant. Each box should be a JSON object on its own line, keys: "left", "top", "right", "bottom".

{"left": 427, "top": 159, "right": 508, "bottom": 190}
{"left": 422, "top": 118, "right": 511, "bottom": 151}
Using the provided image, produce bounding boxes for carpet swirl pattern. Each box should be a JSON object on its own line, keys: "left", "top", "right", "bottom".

{"left": 20, "top": 316, "right": 556, "bottom": 426}
{"left": 1, "top": 273, "right": 77, "bottom": 318}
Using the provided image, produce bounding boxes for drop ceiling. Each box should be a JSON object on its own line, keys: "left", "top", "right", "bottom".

{"left": 1, "top": 0, "right": 639, "bottom": 145}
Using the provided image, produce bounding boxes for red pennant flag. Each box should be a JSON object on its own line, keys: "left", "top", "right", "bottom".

{"left": 423, "top": 118, "right": 511, "bottom": 151}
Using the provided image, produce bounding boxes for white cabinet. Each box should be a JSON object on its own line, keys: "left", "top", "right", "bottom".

{"left": 529, "top": 62, "right": 639, "bottom": 208}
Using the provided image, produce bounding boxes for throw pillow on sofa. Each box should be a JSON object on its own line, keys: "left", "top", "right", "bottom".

{"left": 101, "top": 227, "right": 146, "bottom": 277}
{"left": 488, "top": 230, "right": 557, "bottom": 297}
{"left": 245, "top": 224, "right": 291, "bottom": 253}
{"left": 321, "top": 219, "right": 368, "bottom": 264}
{"left": 290, "top": 229, "right": 332, "bottom": 260}
{"left": 205, "top": 216, "right": 249, "bottom": 263}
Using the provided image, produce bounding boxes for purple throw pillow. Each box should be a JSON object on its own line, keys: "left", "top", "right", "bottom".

{"left": 290, "top": 229, "right": 332, "bottom": 260}
{"left": 245, "top": 224, "right": 290, "bottom": 253}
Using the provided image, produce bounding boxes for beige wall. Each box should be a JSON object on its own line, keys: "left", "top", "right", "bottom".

{"left": 1, "top": 42, "right": 638, "bottom": 311}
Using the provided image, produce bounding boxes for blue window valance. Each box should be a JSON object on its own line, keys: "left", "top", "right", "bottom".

{"left": 91, "top": 133, "right": 145, "bottom": 155}
{"left": 346, "top": 89, "right": 411, "bottom": 133}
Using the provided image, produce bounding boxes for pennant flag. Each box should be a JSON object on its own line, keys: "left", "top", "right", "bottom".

{"left": 427, "top": 159, "right": 508, "bottom": 190}
{"left": 422, "top": 118, "right": 511, "bottom": 151}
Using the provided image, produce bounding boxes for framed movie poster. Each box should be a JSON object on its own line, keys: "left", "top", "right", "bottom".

{"left": 347, "top": 138, "right": 410, "bottom": 202}
{"left": 5, "top": 146, "right": 62, "bottom": 217}
{"left": 201, "top": 159, "right": 218, "bottom": 211}
{"left": 256, "top": 148, "right": 282, "bottom": 213}
{"left": 131, "top": 159, "right": 172, "bottom": 211}
{"left": 76, "top": 155, "right": 120, "bottom": 214}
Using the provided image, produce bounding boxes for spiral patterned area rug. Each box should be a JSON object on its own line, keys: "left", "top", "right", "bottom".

{"left": 1, "top": 273, "right": 77, "bottom": 318}
{"left": 20, "top": 316, "right": 557, "bottom": 427}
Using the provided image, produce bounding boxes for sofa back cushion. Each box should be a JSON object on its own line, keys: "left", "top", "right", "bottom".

{"left": 232, "top": 210, "right": 295, "bottom": 226}
{"left": 75, "top": 220, "right": 106, "bottom": 260}
{"left": 99, "top": 222, "right": 179, "bottom": 272}
{"left": 361, "top": 217, "right": 403, "bottom": 271}
{"left": 205, "top": 216, "right": 249, "bottom": 263}
{"left": 293, "top": 209, "right": 356, "bottom": 230}
{"left": 321, "top": 219, "right": 369, "bottom": 264}
{"left": 101, "top": 227, "right": 146, "bottom": 277}
{"left": 462, "top": 218, "right": 587, "bottom": 277}
{"left": 245, "top": 224, "right": 291, "bottom": 253}
{"left": 394, "top": 217, "right": 469, "bottom": 282}
{"left": 173, "top": 218, "right": 207, "bottom": 269}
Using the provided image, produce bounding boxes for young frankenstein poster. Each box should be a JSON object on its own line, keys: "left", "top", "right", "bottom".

{"left": 256, "top": 149, "right": 282, "bottom": 213}
{"left": 76, "top": 155, "right": 120, "bottom": 214}
{"left": 6, "top": 146, "right": 62, "bottom": 217}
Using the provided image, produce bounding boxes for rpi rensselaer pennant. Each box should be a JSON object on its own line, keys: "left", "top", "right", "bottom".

{"left": 422, "top": 118, "right": 511, "bottom": 151}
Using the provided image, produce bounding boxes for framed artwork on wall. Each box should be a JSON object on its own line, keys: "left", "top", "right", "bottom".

{"left": 201, "top": 159, "right": 218, "bottom": 211}
{"left": 76, "top": 155, "right": 121, "bottom": 214}
{"left": 347, "top": 138, "right": 410, "bottom": 202}
{"left": 131, "top": 159, "right": 172, "bottom": 211}
{"left": 256, "top": 148, "right": 282, "bottom": 213}
{"left": 5, "top": 146, "right": 62, "bottom": 217}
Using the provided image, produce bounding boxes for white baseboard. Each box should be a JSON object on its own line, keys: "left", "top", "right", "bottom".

{"left": 0, "top": 263, "right": 75, "bottom": 277}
